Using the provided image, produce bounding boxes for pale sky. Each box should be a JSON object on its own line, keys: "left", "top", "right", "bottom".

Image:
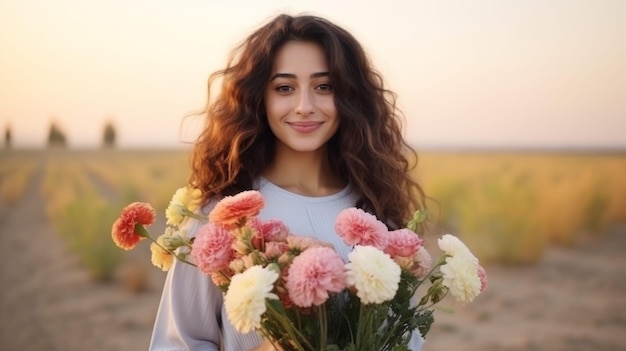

{"left": 1, "top": 0, "right": 625, "bottom": 149}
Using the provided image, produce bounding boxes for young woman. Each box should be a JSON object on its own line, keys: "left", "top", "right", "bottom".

{"left": 150, "top": 13, "right": 426, "bottom": 351}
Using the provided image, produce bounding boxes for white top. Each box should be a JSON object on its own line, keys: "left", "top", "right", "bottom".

{"left": 149, "top": 177, "right": 424, "bottom": 351}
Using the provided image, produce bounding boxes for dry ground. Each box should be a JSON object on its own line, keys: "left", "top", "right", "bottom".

{"left": 1, "top": 160, "right": 625, "bottom": 351}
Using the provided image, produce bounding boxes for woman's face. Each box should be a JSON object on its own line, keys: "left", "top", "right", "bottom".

{"left": 264, "top": 40, "right": 339, "bottom": 154}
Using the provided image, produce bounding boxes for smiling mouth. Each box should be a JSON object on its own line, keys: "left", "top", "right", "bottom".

{"left": 287, "top": 122, "right": 323, "bottom": 133}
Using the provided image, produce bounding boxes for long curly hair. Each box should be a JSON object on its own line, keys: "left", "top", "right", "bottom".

{"left": 190, "top": 14, "right": 426, "bottom": 228}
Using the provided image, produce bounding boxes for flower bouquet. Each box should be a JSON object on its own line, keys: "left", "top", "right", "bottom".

{"left": 112, "top": 186, "right": 487, "bottom": 351}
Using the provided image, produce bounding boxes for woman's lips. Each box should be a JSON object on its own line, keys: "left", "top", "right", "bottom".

{"left": 287, "top": 121, "right": 323, "bottom": 134}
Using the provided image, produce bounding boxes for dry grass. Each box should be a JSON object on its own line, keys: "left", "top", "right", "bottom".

{"left": 2, "top": 148, "right": 624, "bottom": 271}
{"left": 415, "top": 151, "right": 626, "bottom": 263}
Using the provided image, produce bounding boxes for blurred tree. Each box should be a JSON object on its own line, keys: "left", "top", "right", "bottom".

{"left": 4, "top": 124, "right": 11, "bottom": 149}
{"left": 102, "top": 120, "right": 116, "bottom": 148}
{"left": 47, "top": 121, "right": 67, "bottom": 148}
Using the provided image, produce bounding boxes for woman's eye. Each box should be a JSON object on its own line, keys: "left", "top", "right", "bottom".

{"left": 316, "top": 83, "right": 333, "bottom": 91}
{"left": 276, "top": 85, "right": 293, "bottom": 92}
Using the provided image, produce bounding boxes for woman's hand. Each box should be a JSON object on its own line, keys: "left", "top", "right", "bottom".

{"left": 250, "top": 339, "right": 285, "bottom": 351}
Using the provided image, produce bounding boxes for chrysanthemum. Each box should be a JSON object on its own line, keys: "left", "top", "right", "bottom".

{"left": 286, "top": 247, "right": 346, "bottom": 307}
{"left": 191, "top": 223, "right": 235, "bottom": 276}
{"left": 440, "top": 254, "right": 481, "bottom": 304}
{"left": 111, "top": 202, "right": 156, "bottom": 250}
{"left": 224, "top": 265, "right": 279, "bottom": 333}
{"left": 437, "top": 234, "right": 477, "bottom": 263}
{"left": 209, "top": 190, "right": 265, "bottom": 229}
{"left": 150, "top": 234, "right": 174, "bottom": 272}
{"left": 335, "top": 208, "right": 388, "bottom": 249}
{"left": 345, "top": 245, "right": 401, "bottom": 304}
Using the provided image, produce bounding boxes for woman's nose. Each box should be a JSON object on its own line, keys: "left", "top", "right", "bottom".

{"left": 295, "top": 90, "right": 314, "bottom": 116}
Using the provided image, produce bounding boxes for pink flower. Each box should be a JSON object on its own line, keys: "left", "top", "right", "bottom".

{"left": 384, "top": 229, "right": 423, "bottom": 258}
{"left": 111, "top": 202, "right": 156, "bottom": 250}
{"left": 286, "top": 247, "right": 346, "bottom": 307}
{"left": 412, "top": 246, "right": 432, "bottom": 278}
{"left": 209, "top": 190, "right": 265, "bottom": 229}
{"left": 192, "top": 223, "right": 235, "bottom": 275}
{"left": 249, "top": 218, "right": 289, "bottom": 249}
{"left": 334, "top": 208, "right": 388, "bottom": 249}
{"left": 260, "top": 219, "right": 289, "bottom": 242}
{"left": 264, "top": 241, "right": 290, "bottom": 259}
{"left": 477, "top": 265, "right": 488, "bottom": 292}
{"left": 287, "top": 235, "right": 332, "bottom": 253}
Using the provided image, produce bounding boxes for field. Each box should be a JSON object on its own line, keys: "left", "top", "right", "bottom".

{"left": 0, "top": 148, "right": 625, "bottom": 350}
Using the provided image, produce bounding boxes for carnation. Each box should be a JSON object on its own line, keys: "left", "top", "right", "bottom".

{"left": 345, "top": 245, "right": 401, "bottom": 304}
{"left": 335, "top": 208, "right": 388, "bottom": 249}
{"left": 191, "top": 223, "right": 235, "bottom": 275}
{"left": 412, "top": 246, "right": 432, "bottom": 278}
{"left": 477, "top": 264, "right": 488, "bottom": 292}
{"left": 224, "top": 265, "right": 279, "bottom": 333}
{"left": 287, "top": 235, "right": 332, "bottom": 253}
{"left": 249, "top": 218, "right": 289, "bottom": 245}
{"left": 384, "top": 228, "right": 423, "bottom": 258}
{"left": 440, "top": 254, "right": 481, "bottom": 304}
{"left": 150, "top": 234, "right": 174, "bottom": 271}
{"left": 286, "top": 247, "right": 346, "bottom": 307}
{"left": 165, "top": 186, "right": 203, "bottom": 226}
{"left": 209, "top": 190, "right": 265, "bottom": 229}
{"left": 112, "top": 202, "right": 156, "bottom": 250}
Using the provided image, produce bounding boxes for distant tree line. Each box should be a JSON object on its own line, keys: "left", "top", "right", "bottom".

{"left": 1, "top": 119, "right": 118, "bottom": 149}
{"left": 4, "top": 124, "right": 10, "bottom": 149}
{"left": 48, "top": 122, "right": 67, "bottom": 148}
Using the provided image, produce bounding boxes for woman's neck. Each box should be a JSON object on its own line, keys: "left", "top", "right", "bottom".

{"left": 263, "top": 144, "right": 345, "bottom": 197}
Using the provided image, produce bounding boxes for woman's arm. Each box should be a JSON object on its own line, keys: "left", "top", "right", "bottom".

{"left": 149, "top": 219, "right": 223, "bottom": 351}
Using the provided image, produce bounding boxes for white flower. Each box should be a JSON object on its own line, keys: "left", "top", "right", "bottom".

{"left": 165, "top": 186, "right": 202, "bottom": 226}
{"left": 437, "top": 234, "right": 481, "bottom": 303}
{"left": 224, "top": 265, "right": 279, "bottom": 333}
{"left": 437, "top": 234, "right": 478, "bottom": 264}
{"left": 345, "top": 245, "right": 401, "bottom": 304}
{"left": 440, "top": 254, "right": 481, "bottom": 304}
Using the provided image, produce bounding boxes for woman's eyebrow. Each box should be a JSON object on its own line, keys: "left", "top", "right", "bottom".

{"left": 270, "top": 72, "right": 330, "bottom": 81}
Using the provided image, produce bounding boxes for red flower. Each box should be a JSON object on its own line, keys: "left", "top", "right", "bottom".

{"left": 209, "top": 190, "right": 265, "bottom": 229}
{"left": 111, "top": 202, "right": 156, "bottom": 250}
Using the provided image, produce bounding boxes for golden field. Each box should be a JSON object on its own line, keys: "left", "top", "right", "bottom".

{"left": 1, "top": 148, "right": 625, "bottom": 351}
{"left": 1, "top": 148, "right": 624, "bottom": 278}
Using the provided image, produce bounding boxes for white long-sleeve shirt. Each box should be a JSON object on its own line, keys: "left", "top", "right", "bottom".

{"left": 149, "top": 177, "right": 424, "bottom": 351}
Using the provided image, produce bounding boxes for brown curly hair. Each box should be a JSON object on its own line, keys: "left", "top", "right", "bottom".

{"left": 189, "top": 14, "right": 426, "bottom": 229}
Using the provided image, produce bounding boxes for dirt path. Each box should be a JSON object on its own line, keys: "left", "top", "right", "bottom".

{"left": 423, "top": 225, "right": 626, "bottom": 351}
{"left": 1, "top": 156, "right": 625, "bottom": 351}
{"left": 0, "top": 157, "right": 164, "bottom": 351}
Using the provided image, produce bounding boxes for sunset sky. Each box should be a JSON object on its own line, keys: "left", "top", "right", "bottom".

{"left": 1, "top": 0, "right": 624, "bottom": 149}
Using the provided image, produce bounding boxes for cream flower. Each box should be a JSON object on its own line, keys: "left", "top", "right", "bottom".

{"left": 345, "top": 245, "right": 401, "bottom": 304}
{"left": 224, "top": 265, "right": 279, "bottom": 333}
{"left": 440, "top": 254, "right": 481, "bottom": 304}
{"left": 437, "top": 234, "right": 478, "bottom": 263}
{"left": 150, "top": 234, "right": 174, "bottom": 272}
{"left": 165, "top": 186, "right": 202, "bottom": 226}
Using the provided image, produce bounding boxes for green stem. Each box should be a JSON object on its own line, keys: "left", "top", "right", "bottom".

{"left": 182, "top": 208, "right": 208, "bottom": 222}
{"left": 319, "top": 304, "right": 327, "bottom": 349}
{"left": 147, "top": 235, "right": 197, "bottom": 268}
{"left": 411, "top": 255, "right": 448, "bottom": 297}
{"left": 266, "top": 303, "right": 313, "bottom": 351}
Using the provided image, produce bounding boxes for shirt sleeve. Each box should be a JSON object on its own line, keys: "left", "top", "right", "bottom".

{"left": 149, "top": 217, "right": 223, "bottom": 351}
{"left": 408, "top": 330, "right": 425, "bottom": 351}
